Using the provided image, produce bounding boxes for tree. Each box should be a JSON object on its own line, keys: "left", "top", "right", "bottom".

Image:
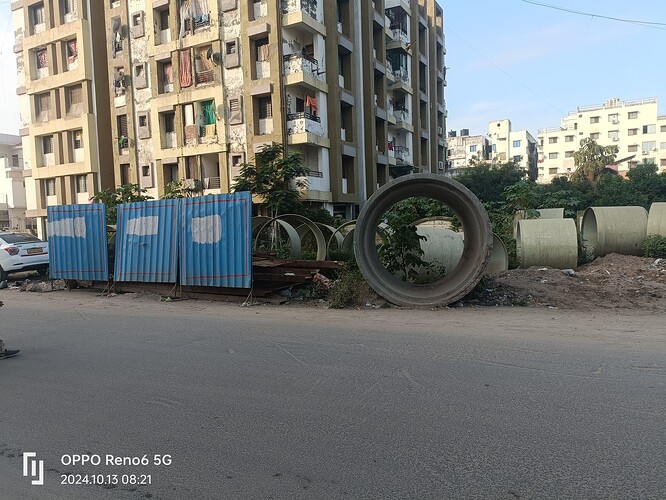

{"left": 454, "top": 161, "right": 526, "bottom": 204}
{"left": 231, "top": 143, "right": 309, "bottom": 218}
{"left": 161, "top": 180, "right": 203, "bottom": 199}
{"left": 92, "top": 184, "right": 153, "bottom": 224}
{"left": 572, "top": 138, "right": 618, "bottom": 183}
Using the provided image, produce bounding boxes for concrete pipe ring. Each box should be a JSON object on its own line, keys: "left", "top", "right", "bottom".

{"left": 354, "top": 173, "right": 493, "bottom": 307}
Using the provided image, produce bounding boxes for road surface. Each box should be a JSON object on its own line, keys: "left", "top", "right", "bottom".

{"left": 1, "top": 290, "right": 665, "bottom": 499}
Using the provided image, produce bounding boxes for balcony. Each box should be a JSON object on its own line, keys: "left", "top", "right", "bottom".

{"left": 198, "top": 124, "right": 217, "bottom": 145}
{"left": 286, "top": 112, "right": 329, "bottom": 148}
{"left": 281, "top": 0, "right": 325, "bottom": 36}
{"left": 195, "top": 69, "right": 216, "bottom": 86}
{"left": 394, "top": 145, "right": 411, "bottom": 164}
{"left": 283, "top": 53, "right": 328, "bottom": 92}
{"left": 253, "top": 0, "right": 268, "bottom": 19}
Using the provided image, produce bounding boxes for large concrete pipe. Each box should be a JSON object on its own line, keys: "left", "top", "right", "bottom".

{"left": 647, "top": 202, "right": 666, "bottom": 236}
{"left": 513, "top": 208, "right": 564, "bottom": 237}
{"left": 255, "top": 215, "right": 327, "bottom": 260}
{"left": 253, "top": 217, "right": 301, "bottom": 258}
{"left": 354, "top": 174, "right": 492, "bottom": 307}
{"left": 415, "top": 227, "right": 508, "bottom": 279}
{"left": 516, "top": 219, "right": 578, "bottom": 269}
{"left": 581, "top": 206, "right": 648, "bottom": 257}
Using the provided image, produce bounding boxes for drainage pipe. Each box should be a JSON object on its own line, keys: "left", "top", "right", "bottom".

{"left": 516, "top": 219, "right": 578, "bottom": 269}
{"left": 581, "top": 206, "right": 648, "bottom": 257}
{"left": 354, "top": 174, "right": 492, "bottom": 307}
{"left": 647, "top": 202, "right": 666, "bottom": 236}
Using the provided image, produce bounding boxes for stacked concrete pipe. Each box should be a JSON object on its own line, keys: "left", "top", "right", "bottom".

{"left": 647, "top": 202, "right": 666, "bottom": 236}
{"left": 581, "top": 206, "right": 648, "bottom": 257}
{"left": 516, "top": 219, "right": 578, "bottom": 269}
{"left": 354, "top": 174, "right": 493, "bottom": 307}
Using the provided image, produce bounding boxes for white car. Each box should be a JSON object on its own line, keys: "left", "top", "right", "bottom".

{"left": 0, "top": 232, "right": 49, "bottom": 280}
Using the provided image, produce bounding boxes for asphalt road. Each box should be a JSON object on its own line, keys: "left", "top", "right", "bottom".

{"left": 1, "top": 291, "right": 665, "bottom": 499}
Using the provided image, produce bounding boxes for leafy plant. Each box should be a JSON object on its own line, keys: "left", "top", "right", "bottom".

{"left": 571, "top": 138, "right": 619, "bottom": 184}
{"left": 644, "top": 235, "right": 666, "bottom": 258}
{"left": 161, "top": 180, "right": 203, "bottom": 199}
{"left": 91, "top": 184, "right": 153, "bottom": 224}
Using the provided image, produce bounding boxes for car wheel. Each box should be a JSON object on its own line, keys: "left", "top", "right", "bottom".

{"left": 0, "top": 266, "right": 8, "bottom": 281}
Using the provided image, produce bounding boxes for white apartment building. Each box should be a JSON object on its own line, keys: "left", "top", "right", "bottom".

{"left": 0, "top": 134, "right": 29, "bottom": 231}
{"left": 446, "top": 129, "right": 488, "bottom": 176}
{"left": 537, "top": 97, "right": 666, "bottom": 183}
{"left": 487, "top": 119, "right": 537, "bottom": 179}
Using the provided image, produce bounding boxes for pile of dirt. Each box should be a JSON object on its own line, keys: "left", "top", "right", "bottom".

{"left": 466, "top": 254, "right": 666, "bottom": 311}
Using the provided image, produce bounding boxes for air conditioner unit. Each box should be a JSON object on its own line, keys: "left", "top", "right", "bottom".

{"left": 612, "top": 119, "right": 619, "bottom": 124}
{"left": 642, "top": 151, "right": 649, "bottom": 155}
{"left": 612, "top": 137, "right": 619, "bottom": 141}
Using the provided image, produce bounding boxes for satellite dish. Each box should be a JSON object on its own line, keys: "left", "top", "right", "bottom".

{"left": 211, "top": 52, "right": 222, "bottom": 65}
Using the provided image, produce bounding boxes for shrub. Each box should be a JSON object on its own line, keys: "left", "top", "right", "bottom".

{"left": 328, "top": 264, "right": 367, "bottom": 309}
{"left": 644, "top": 235, "right": 666, "bottom": 258}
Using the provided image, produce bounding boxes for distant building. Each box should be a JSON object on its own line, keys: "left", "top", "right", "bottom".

{"left": 0, "top": 134, "right": 30, "bottom": 231}
{"left": 487, "top": 119, "right": 537, "bottom": 179}
{"left": 446, "top": 129, "right": 488, "bottom": 176}
{"left": 537, "top": 97, "right": 666, "bottom": 183}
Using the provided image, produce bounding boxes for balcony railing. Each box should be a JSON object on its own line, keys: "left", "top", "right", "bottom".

{"left": 308, "top": 170, "right": 323, "bottom": 178}
{"left": 390, "top": 68, "right": 409, "bottom": 84}
{"left": 286, "top": 112, "right": 324, "bottom": 137}
{"left": 195, "top": 69, "right": 215, "bottom": 85}
{"left": 394, "top": 146, "right": 410, "bottom": 162}
{"left": 204, "top": 177, "right": 221, "bottom": 189}
{"left": 287, "top": 111, "right": 320, "bottom": 123}
{"left": 281, "top": 0, "right": 317, "bottom": 20}
{"left": 392, "top": 28, "right": 409, "bottom": 44}
{"left": 283, "top": 52, "right": 324, "bottom": 81}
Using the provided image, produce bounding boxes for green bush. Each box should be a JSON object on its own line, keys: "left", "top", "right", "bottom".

{"left": 644, "top": 235, "right": 666, "bottom": 258}
{"left": 328, "top": 264, "right": 367, "bottom": 309}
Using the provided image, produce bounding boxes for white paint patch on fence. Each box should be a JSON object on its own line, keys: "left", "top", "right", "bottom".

{"left": 191, "top": 215, "right": 222, "bottom": 244}
{"left": 48, "top": 217, "right": 86, "bottom": 238}
{"left": 127, "top": 216, "right": 159, "bottom": 236}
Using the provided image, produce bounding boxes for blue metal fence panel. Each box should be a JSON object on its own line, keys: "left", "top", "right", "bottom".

{"left": 115, "top": 200, "right": 180, "bottom": 283}
{"left": 180, "top": 193, "right": 252, "bottom": 288}
{"left": 47, "top": 204, "right": 109, "bottom": 281}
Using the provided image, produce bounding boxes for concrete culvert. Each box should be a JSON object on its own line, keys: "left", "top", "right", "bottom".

{"left": 354, "top": 174, "right": 493, "bottom": 307}
{"left": 647, "top": 202, "right": 666, "bottom": 236}
{"left": 516, "top": 219, "right": 578, "bottom": 269}
{"left": 581, "top": 206, "right": 648, "bottom": 257}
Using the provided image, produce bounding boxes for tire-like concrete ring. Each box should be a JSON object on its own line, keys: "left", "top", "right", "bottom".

{"left": 354, "top": 174, "right": 493, "bottom": 307}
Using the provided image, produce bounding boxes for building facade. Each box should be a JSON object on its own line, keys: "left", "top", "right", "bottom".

{"left": 487, "top": 119, "right": 537, "bottom": 179}
{"left": 0, "top": 134, "right": 29, "bottom": 231}
{"left": 446, "top": 129, "right": 488, "bottom": 176}
{"left": 537, "top": 97, "right": 666, "bottom": 183}
{"left": 12, "top": 0, "right": 115, "bottom": 238}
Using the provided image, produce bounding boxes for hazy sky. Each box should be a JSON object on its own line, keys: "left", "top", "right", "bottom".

{"left": 0, "top": 1, "right": 664, "bottom": 138}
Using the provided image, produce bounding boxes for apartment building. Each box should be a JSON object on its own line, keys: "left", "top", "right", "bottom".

{"left": 96, "top": 0, "right": 446, "bottom": 218}
{"left": 537, "top": 97, "right": 666, "bottom": 183}
{"left": 446, "top": 129, "right": 488, "bottom": 175}
{"left": 11, "top": 0, "right": 115, "bottom": 238}
{"left": 0, "top": 134, "right": 29, "bottom": 231}
{"left": 487, "top": 119, "right": 537, "bottom": 179}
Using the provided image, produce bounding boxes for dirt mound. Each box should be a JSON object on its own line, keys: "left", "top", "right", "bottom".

{"left": 469, "top": 254, "right": 666, "bottom": 311}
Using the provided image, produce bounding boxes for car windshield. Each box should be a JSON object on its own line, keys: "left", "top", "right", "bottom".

{"left": 0, "top": 233, "right": 42, "bottom": 244}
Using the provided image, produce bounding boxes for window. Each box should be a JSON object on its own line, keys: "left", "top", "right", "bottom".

{"left": 66, "top": 38, "right": 78, "bottom": 67}
{"left": 12, "top": 155, "right": 19, "bottom": 168}
{"left": 36, "top": 49, "right": 48, "bottom": 69}
{"left": 114, "top": 67, "right": 127, "bottom": 96}
{"left": 142, "top": 165, "right": 151, "bottom": 177}
{"left": 131, "top": 12, "right": 145, "bottom": 38}
{"left": 608, "top": 130, "right": 619, "bottom": 140}
{"left": 158, "top": 61, "right": 174, "bottom": 93}
{"left": 565, "top": 151, "right": 574, "bottom": 158}
{"left": 30, "top": 4, "right": 45, "bottom": 32}
{"left": 42, "top": 135, "right": 54, "bottom": 154}
{"left": 117, "top": 115, "right": 128, "bottom": 150}
{"left": 661, "top": 159, "right": 666, "bottom": 167}
{"left": 628, "top": 111, "right": 638, "bottom": 119}
{"left": 548, "top": 167, "right": 558, "bottom": 175}
{"left": 469, "top": 145, "right": 477, "bottom": 153}
{"left": 67, "top": 85, "right": 83, "bottom": 115}
{"left": 628, "top": 128, "right": 638, "bottom": 136}
{"left": 164, "top": 112, "right": 175, "bottom": 133}
{"left": 75, "top": 175, "right": 87, "bottom": 193}
{"left": 548, "top": 152, "right": 558, "bottom": 159}
{"left": 72, "top": 129, "right": 83, "bottom": 149}
{"left": 590, "top": 116, "right": 600, "bottom": 124}
{"left": 62, "top": 0, "right": 77, "bottom": 16}
{"left": 565, "top": 135, "right": 574, "bottom": 142}
{"left": 258, "top": 96, "right": 272, "bottom": 119}
{"left": 628, "top": 145, "right": 638, "bottom": 152}
{"left": 548, "top": 137, "right": 557, "bottom": 144}
{"left": 228, "top": 97, "right": 243, "bottom": 124}
{"left": 608, "top": 114, "right": 619, "bottom": 123}
{"left": 120, "top": 164, "right": 130, "bottom": 185}
{"left": 643, "top": 124, "right": 656, "bottom": 134}
{"left": 660, "top": 142, "right": 666, "bottom": 150}
{"left": 661, "top": 125, "right": 666, "bottom": 133}
{"left": 512, "top": 140, "right": 521, "bottom": 147}
{"left": 513, "top": 155, "right": 522, "bottom": 163}
{"left": 45, "top": 178, "right": 56, "bottom": 196}
{"left": 225, "top": 39, "right": 240, "bottom": 68}
{"left": 491, "top": 144, "right": 496, "bottom": 153}
{"left": 35, "top": 93, "right": 50, "bottom": 121}
{"left": 590, "top": 133, "right": 600, "bottom": 140}
{"left": 642, "top": 141, "right": 656, "bottom": 152}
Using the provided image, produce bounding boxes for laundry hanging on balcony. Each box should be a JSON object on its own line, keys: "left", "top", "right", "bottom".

{"left": 179, "top": 0, "right": 210, "bottom": 39}
{"left": 179, "top": 49, "right": 192, "bottom": 88}
{"left": 305, "top": 95, "right": 318, "bottom": 115}
{"left": 66, "top": 39, "right": 78, "bottom": 64}
{"left": 36, "top": 49, "right": 48, "bottom": 69}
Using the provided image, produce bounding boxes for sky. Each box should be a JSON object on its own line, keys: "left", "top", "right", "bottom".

{"left": 0, "top": 1, "right": 664, "bottom": 137}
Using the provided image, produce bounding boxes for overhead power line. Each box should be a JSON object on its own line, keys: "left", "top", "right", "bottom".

{"left": 519, "top": 0, "right": 666, "bottom": 30}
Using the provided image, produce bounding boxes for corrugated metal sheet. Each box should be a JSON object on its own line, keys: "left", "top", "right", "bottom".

{"left": 115, "top": 200, "right": 180, "bottom": 283}
{"left": 47, "top": 204, "right": 109, "bottom": 281}
{"left": 180, "top": 193, "right": 252, "bottom": 288}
